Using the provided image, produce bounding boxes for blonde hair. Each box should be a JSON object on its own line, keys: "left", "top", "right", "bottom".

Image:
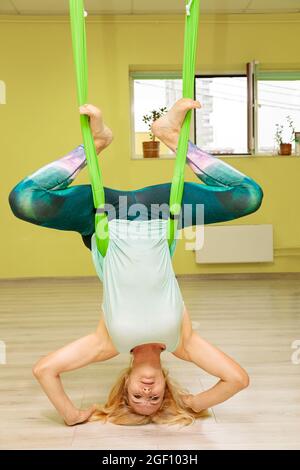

{"left": 89, "top": 365, "right": 207, "bottom": 426}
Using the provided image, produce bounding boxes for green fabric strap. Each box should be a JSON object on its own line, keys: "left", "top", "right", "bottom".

{"left": 69, "top": 0, "right": 109, "bottom": 257}
{"left": 168, "top": 0, "right": 200, "bottom": 250}
{"left": 69, "top": 0, "right": 200, "bottom": 256}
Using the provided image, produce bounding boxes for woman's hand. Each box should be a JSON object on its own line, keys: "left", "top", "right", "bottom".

{"left": 181, "top": 394, "right": 203, "bottom": 413}
{"left": 64, "top": 404, "right": 98, "bottom": 426}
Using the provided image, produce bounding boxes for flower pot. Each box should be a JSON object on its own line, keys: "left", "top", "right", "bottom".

{"left": 279, "top": 143, "right": 292, "bottom": 156}
{"left": 143, "top": 141, "right": 160, "bottom": 158}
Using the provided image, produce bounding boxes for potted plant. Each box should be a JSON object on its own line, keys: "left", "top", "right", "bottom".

{"left": 142, "top": 107, "right": 167, "bottom": 158}
{"left": 275, "top": 116, "right": 295, "bottom": 156}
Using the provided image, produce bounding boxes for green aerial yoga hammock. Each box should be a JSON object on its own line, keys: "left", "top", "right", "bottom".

{"left": 69, "top": 0, "right": 200, "bottom": 257}
{"left": 69, "top": 0, "right": 109, "bottom": 257}
{"left": 167, "top": 0, "right": 200, "bottom": 248}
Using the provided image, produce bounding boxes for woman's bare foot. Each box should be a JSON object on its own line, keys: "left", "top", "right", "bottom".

{"left": 152, "top": 98, "right": 201, "bottom": 152}
{"left": 79, "top": 104, "right": 113, "bottom": 155}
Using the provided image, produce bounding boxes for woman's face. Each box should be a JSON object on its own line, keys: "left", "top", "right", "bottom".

{"left": 126, "top": 366, "right": 166, "bottom": 416}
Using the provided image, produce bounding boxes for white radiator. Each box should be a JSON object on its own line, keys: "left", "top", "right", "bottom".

{"left": 195, "top": 224, "right": 273, "bottom": 264}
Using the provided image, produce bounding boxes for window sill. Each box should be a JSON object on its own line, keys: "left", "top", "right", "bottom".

{"left": 222, "top": 154, "right": 300, "bottom": 159}
{"left": 132, "top": 153, "right": 300, "bottom": 160}
{"left": 132, "top": 154, "right": 176, "bottom": 160}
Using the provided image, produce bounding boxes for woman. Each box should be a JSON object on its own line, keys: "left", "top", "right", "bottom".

{"left": 9, "top": 99, "right": 263, "bottom": 426}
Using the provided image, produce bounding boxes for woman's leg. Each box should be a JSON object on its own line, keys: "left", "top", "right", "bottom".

{"left": 181, "top": 141, "right": 263, "bottom": 226}
{"left": 9, "top": 145, "right": 97, "bottom": 236}
{"left": 134, "top": 141, "right": 263, "bottom": 228}
{"left": 145, "top": 98, "right": 264, "bottom": 227}
{"left": 9, "top": 99, "right": 263, "bottom": 243}
{"left": 8, "top": 144, "right": 136, "bottom": 248}
{"left": 8, "top": 104, "right": 135, "bottom": 248}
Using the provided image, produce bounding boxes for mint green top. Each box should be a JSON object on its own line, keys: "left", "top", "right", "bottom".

{"left": 91, "top": 219, "right": 184, "bottom": 353}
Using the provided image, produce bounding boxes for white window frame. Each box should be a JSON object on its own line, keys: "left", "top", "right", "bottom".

{"left": 254, "top": 64, "right": 300, "bottom": 155}
{"left": 195, "top": 73, "right": 250, "bottom": 156}
{"left": 130, "top": 66, "right": 300, "bottom": 159}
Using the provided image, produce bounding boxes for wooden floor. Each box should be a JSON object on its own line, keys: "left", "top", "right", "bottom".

{"left": 0, "top": 276, "right": 300, "bottom": 450}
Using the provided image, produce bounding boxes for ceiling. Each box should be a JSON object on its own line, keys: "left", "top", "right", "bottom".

{"left": 1, "top": 0, "right": 300, "bottom": 15}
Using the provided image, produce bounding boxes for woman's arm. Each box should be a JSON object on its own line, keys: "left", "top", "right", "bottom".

{"left": 180, "top": 331, "right": 249, "bottom": 412}
{"left": 33, "top": 319, "right": 118, "bottom": 425}
{"left": 173, "top": 309, "right": 249, "bottom": 412}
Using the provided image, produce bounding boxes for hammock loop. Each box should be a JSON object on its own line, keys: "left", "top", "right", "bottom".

{"left": 69, "top": 0, "right": 200, "bottom": 257}
{"left": 186, "top": 0, "right": 194, "bottom": 16}
{"left": 167, "top": 0, "right": 200, "bottom": 252}
{"left": 69, "top": 0, "right": 109, "bottom": 257}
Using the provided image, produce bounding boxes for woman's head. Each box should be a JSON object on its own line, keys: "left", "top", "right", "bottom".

{"left": 89, "top": 364, "right": 206, "bottom": 426}
{"left": 126, "top": 362, "right": 166, "bottom": 416}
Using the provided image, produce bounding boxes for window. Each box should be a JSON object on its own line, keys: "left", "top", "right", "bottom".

{"left": 131, "top": 68, "right": 300, "bottom": 158}
{"left": 131, "top": 74, "right": 182, "bottom": 158}
{"left": 195, "top": 76, "right": 248, "bottom": 154}
{"left": 257, "top": 79, "right": 300, "bottom": 154}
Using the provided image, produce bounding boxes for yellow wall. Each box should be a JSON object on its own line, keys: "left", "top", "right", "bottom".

{"left": 1, "top": 13, "right": 300, "bottom": 278}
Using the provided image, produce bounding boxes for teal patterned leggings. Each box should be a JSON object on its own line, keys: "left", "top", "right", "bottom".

{"left": 9, "top": 142, "right": 263, "bottom": 249}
